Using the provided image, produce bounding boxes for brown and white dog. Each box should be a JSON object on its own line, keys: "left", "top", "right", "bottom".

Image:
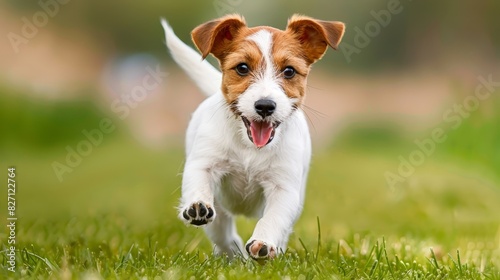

{"left": 161, "top": 14, "right": 344, "bottom": 260}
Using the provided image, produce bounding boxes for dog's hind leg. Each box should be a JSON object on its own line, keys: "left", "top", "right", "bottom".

{"left": 204, "top": 203, "right": 244, "bottom": 259}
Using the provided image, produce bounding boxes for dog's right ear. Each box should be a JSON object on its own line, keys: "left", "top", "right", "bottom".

{"left": 191, "top": 14, "right": 246, "bottom": 60}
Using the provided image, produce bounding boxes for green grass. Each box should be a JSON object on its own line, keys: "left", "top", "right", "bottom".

{"left": 4, "top": 218, "right": 498, "bottom": 279}
{"left": 1, "top": 136, "right": 499, "bottom": 279}
{"left": 1, "top": 92, "right": 500, "bottom": 279}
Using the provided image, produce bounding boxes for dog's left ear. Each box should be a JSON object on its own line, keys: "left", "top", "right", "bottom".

{"left": 286, "top": 14, "right": 345, "bottom": 64}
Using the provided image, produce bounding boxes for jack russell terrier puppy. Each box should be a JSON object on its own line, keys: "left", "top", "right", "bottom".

{"left": 161, "top": 14, "right": 344, "bottom": 260}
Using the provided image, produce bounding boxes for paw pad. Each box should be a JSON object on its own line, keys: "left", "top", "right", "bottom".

{"left": 182, "top": 202, "right": 214, "bottom": 226}
{"left": 245, "top": 240, "right": 276, "bottom": 260}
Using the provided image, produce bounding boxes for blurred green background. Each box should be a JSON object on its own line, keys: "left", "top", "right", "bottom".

{"left": 1, "top": 0, "right": 499, "bottom": 264}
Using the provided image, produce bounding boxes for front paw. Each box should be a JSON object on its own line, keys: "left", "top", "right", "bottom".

{"left": 245, "top": 240, "right": 277, "bottom": 260}
{"left": 180, "top": 202, "right": 215, "bottom": 226}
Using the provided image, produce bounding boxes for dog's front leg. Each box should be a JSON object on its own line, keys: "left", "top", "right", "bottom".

{"left": 178, "top": 159, "right": 219, "bottom": 226}
{"left": 246, "top": 185, "right": 302, "bottom": 260}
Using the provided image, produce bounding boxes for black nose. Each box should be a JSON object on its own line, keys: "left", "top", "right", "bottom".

{"left": 254, "top": 99, "right": 276, "bottom": 118}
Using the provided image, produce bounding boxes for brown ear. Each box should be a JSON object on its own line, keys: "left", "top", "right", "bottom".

{"left": 286, "top": 14, "right": 345, "bottom": 64}
{"left": 191, "top": 14, "right": 247, "bottom": 60}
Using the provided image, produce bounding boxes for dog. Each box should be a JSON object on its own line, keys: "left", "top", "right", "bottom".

{"left": 161, "top": 14, "right": 344, "bottom": 260}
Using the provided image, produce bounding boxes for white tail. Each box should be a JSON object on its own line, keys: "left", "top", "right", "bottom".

{"left": 160, "top": 19, "right": 222, "bottom": 97}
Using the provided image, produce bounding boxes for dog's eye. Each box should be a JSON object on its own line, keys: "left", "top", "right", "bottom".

{"left": 235, "top": 63, "right": 250, "bottom": 76}
{"left": 283, "top": 66, "right": 296, "bottom": 79}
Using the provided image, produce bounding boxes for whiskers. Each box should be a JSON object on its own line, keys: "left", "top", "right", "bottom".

{"left": 300, "top": 105, "right": 321, "bottom": 134}
{"left": 209, "top": 99, "right": 232, "bottom": 122}
{"left": 207, "top": 98, "right": 241, "bottom": 136}
{"left": 301, "top": 84, "right": 330, "bottom": 134}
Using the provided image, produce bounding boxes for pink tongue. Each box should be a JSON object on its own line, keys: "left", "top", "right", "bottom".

{"left": 250, "top": 120, "right": 273, "bottom": 148}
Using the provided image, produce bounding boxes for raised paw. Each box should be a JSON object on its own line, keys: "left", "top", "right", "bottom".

{"left": 245, "top": 240, "right": 276, "bottom": 260}
{"left": 181, "top": 202, "right": 215, "bottom": 226}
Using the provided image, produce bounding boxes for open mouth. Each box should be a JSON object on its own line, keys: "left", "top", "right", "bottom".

{"left": 242, "top": 117, "right": 280, "bottom": 148}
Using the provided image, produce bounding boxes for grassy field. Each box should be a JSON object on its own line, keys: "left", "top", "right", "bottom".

{"left": 1, "top": 92, "right": 500, "bottom": 279}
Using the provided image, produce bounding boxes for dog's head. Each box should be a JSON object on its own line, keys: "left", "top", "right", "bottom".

{"left": 191, "top": 14, "right": 345, "bottom": 148}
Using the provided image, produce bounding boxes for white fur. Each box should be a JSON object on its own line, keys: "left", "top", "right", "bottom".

{"left": 160, "top": 19, "right": 221, "bottom": 97}
{"left": 162, "top": 21, "right": 311, "bottom": 259}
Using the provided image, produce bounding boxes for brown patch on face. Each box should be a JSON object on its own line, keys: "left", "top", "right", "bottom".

{"left": 219, "top": 36, "right": 263, "bottom": 106}
{"left": 272, "top": 30, "right": 311, "bottom": 107}
{"left": 192, "top": 15, "right": 266, "bottom": 107}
